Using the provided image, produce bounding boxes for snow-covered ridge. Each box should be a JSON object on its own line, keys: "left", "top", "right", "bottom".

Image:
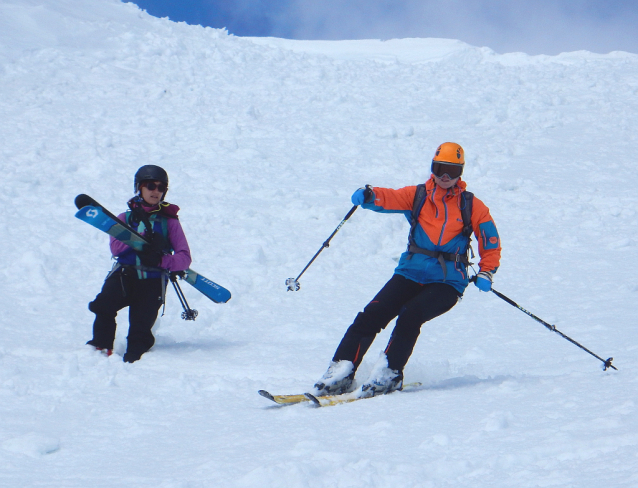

{"left": 247, "top": 35, "right": 638, "bottom": 65}
{"left": 246, "top": 36, "right": 487, "bottom": 64}
{"left": 2, "top": 0, "right": 636, "bottom": 65}
{"left": 0, "top": 0, "right": 229, "bottom": 62}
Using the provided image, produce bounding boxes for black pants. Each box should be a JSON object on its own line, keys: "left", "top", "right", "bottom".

{"left": 333, "top": 274, "right": 460, "bottom": 372}
{"left": 87, "top": 268, "right": 163, "bottom": 363}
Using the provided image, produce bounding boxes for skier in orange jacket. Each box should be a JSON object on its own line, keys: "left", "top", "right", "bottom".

{"left": 311, "top": 142, "right": 501, "bottom": 398}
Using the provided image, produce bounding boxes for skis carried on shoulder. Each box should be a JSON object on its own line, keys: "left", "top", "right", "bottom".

{"left": 258, "top": 382, "right": 422, "bottom": 407}
{"left": 74, "top": 194, "right": 231, "bottom": 304}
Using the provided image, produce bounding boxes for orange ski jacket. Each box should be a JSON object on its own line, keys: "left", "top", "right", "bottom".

{"left": 363, "top": 176, "right": 501, "bottom": 293}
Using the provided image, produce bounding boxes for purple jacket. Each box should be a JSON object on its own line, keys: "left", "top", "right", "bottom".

{"left": 110, "top": 204, "right": 192, "bottom": 272}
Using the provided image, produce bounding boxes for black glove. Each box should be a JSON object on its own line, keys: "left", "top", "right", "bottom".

{"left": 169, "top": 270, "right": 186, "bottom": 282}
{"left": 136, "top": 233, "right": 169, "bottom": 268}
{"left": 136, "top": 245, "right": 162, "bottom": 267}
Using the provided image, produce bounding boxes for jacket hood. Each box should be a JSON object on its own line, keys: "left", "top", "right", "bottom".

{"left": 128, "top": 197, "right": 180, "bottom": 219}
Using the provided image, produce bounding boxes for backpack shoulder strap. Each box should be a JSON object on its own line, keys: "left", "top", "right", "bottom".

{"left": 408, "top": 184, "right": 427, "bottom": 245}
{"left": 461, "top": 191, "right": 474, "bottom": 237}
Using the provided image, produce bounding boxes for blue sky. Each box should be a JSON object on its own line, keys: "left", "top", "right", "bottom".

{"left": 128, "top": 0, "right": 638, "bottom": 55}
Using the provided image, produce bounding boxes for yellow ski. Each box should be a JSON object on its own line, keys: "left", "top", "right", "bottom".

{"left": 305, "top": 382, "right": 422, "bottom": 407}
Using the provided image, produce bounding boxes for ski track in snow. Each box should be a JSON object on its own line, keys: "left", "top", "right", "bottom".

{"left": 1, "top": 1, "right": 638, "bottom": 486}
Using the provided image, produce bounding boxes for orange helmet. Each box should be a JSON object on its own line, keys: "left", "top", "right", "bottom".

{"left": 432, "top": 142, "right": 464, "bottom": 166}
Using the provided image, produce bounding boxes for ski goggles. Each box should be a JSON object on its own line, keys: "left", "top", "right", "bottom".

{"left": 431, "top": 161, "right": 463, "bottom": 179}
{"left": 142, "top": 181, "right": 168, "bottom": 192}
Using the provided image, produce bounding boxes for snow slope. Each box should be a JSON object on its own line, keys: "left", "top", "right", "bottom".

{"left": 1, "top": 0, "right": 638, "bottom": 486}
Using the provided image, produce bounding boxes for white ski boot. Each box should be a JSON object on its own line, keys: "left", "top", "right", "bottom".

{"left": 358, "top": 356, "right": 403, "bottom": 398}
{"left": 311, "top": 360, "right": 356, "bottom": 396}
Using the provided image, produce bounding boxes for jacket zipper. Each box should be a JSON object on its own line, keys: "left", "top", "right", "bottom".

{"left": 437, "top": 187, "right": 450, "bottom": 246}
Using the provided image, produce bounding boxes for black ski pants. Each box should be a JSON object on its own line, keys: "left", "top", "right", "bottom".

{"left": 333, "top": 274, "right": 460, "bottom": 372}
{"left": 87, "top": 268, "right": 163, "bottom": 363}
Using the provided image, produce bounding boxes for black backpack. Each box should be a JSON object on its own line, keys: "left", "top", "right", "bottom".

{"left": 406, "top": 184, "right": 474, "bottom": 280}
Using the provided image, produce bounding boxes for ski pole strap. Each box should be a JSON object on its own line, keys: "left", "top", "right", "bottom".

{"left": 407, "top": 244, "right": 470, "bottom": 280}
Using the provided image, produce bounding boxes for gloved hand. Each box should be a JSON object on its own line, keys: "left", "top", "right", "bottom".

{"left": 137, "top": 245, "right": 163, "bottom": 267}
{"left": 474, "top": 271, "right": 493, "bottom": 292}
{"left": 351, "top": 185, "right": 374, "bottom": 206}
{"left": 169, "top": 271, "right": 186, "bottom": 282}
{"left": 136, "top": 233, "right": 169, "bottom": 268}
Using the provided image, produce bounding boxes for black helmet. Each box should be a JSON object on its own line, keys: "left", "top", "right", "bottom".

{"left": 134, "top": 165, "right": 169, "bottom": 194}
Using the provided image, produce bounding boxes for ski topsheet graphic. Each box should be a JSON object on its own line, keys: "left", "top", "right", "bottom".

{"left": 74, "top": 194, "right": 231, "bottom": 304}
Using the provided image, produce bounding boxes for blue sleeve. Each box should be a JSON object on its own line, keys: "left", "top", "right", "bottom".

{"left": 478, "top": 220, "right": 500, "bottom": 250}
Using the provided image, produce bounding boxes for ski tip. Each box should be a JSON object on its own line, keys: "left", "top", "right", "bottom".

{"left": 204, "top": 292, "right": 231, "bottom": 304}
{"left": 74, "top": 194, "right": 94, "bottom": 210}
{"left": 304, "top": 392, "right": 321, "bottom": 406}
{"left": 258, "top": 390, "right": 276, "bottom": 402}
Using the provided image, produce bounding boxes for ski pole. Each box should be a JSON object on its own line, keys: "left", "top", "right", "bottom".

{"left": 286, "top": 204, "right": 359, "bottom": 291}
{"left": 473, "top": 277, "right": 617, "bottom": 371}
{"left": 170, "top": 272, "right": 198, "bottom": 321}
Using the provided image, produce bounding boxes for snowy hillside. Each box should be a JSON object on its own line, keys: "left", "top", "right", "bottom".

{"left": 1, "top": 0, "right": 638, "bottom": 486}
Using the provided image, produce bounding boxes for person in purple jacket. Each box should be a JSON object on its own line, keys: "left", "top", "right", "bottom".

{"left": 87, "top": 165, "right": 192, "bottom": 363}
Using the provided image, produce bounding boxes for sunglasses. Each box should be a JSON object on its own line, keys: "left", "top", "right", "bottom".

{"left": 142, "top": 181, "right": 167, "bottom": 192}
{"left": 431, "top": 161, "right": 463, "bottom": 179}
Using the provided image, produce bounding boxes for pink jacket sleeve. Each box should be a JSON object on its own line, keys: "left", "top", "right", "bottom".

{"left": 161, "top": 218, "right": 192, "bottom": 271}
